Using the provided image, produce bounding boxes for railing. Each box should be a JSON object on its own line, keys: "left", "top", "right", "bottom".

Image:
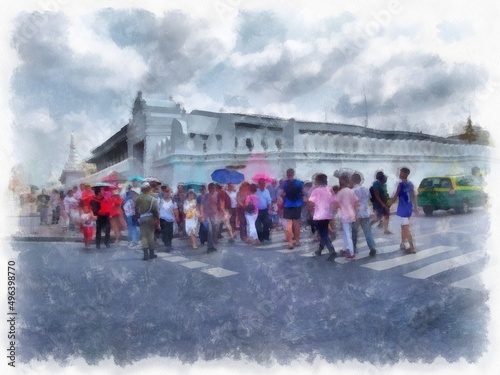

{"left": 152, "top": 130, "right": 489, "bottom": 161}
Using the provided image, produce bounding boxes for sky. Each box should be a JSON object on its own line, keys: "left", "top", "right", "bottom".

{"left": 2, "top": 0, "right": 500, "bottom": 186}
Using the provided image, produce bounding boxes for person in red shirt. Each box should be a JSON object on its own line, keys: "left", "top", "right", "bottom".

{"left": 81, "top": 183, "right": 95, "bottom": 208}
{"left": 109, "top": 189, "right": 127, "bottom": 244}
{"left": 89, "top": 188, "right": 112, "bottom": 249}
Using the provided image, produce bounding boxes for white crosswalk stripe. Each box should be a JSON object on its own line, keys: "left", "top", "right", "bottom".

{"left": 202, "top": 267, "right": 238, "bottom": 278}
{"left": 404, "top": 250, "right": 484, "bottom": 279}
{"left": 361, "top": 246, "right": 457, "bottom": 271}
{"left": 450, "top": 274, "right": 483, "bottom": 291}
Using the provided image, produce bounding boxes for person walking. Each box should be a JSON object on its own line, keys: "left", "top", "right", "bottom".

{"left": 216, "top": 184, "right": 235, "bottom": 242}
{"left": 89, "top": 188, "right": 112, "bottom": 249}
{"left": 123, "top": 190, "right": 140, "bottom": 248}
{"left": 159, "top": 186, "right": 180, "bottom": 252}
{"left": 173, "top": 184, "right": 186, "bottom": 237}
{"left": 109, "top": 189, "right": 127, "bottom": 244}
{"left": 199, "top": 183, "right": 220, "bottom": 253}
{"left": 308, "top": 173, "right": 338, "bottom": 261}
{"left": 184, "top": 189, "right": 199, "bottom": 249}
{"left": 80, "top": 204, "right": 97, "bottom": 249}
{"left": 371, "top": 171, "right": 392, "bottom": 234}
{"left": 226, "top": 183, "right": 238, "bottom": 236}
{"left": 64, "top": 189, "right": 80, "bottom": 231}
{"left": 255, "top": 178, "right": 272, "bottom": 242}
{"left": 244, "top": 183, "right": 259, "bottom": 245}
{"left": 236, "top": 182, "right": 250, "bottom": 242}
{"left": 49, "top": 189, "right": 61, "bottom": 224}
{"left": 335, "top": 173, "right": 359, "bottom": 260}
{"left": 267, "top": 180, "right": 280, "bottom": 229}
{"left": 135, "top": 182, "right": 160, "bottom": 260}
{"left": 36, "top": 189, "right": 50, "bottom": 225}
{"left": 351, "top": 173, "right": 377, "bottom": 257}
{"left": 389, "top": 167, "right": 419, "bottom": 254}
{"left": 196, "top": 185, "right": 208, "bottom": 245}
{"left": 280, "top": 168, "right": 304, "bottom": 250}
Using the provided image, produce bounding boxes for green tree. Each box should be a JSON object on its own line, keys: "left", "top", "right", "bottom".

{"left": 458, "top": 116, "right": 477, "bottom": 143}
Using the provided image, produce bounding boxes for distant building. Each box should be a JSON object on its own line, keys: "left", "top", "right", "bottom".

{"left": 59, "top": 134, "right": 85, "bottom": 187}
{"left": 77, "top": 91, "right": 491, "bottom": 187}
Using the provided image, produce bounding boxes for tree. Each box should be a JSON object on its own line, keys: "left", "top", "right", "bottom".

{"left": 458, "top": 116, "right": 477, "bottom": 143}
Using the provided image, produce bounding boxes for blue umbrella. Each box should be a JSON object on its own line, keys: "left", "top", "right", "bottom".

{"left": 128, "top": 176, "right": 144, "bottom": 182}
{"left": 211, "top": 168, "right": 245, "bottom": 184}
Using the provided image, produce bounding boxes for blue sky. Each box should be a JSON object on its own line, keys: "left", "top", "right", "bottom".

{"left": 2, "top": 0, "right": 500, "bottom": 186}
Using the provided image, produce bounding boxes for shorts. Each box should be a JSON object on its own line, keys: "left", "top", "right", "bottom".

{"left": 283, "top": 206, "right": 302, "bottom": 220}
{"left": 374, "top": 205, "right": 390, "bottom": 217}
{"left": 398, "top": 216, "right": 411, "bottom": 226}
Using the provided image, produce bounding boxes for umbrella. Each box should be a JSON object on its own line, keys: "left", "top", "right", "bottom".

{"left": 128, "top": 176, "right": 144, "bottom": 182}
{"left": 143, "top": 177, "right": 161, "bottom": 186}
{"left": 252, "top": 173, "right": 274, "bottom": 183}
{"left": 102, "top": 171, "right": 128, "bottom": 184}
{"left": 91, "top": 182, "right": 116, "bottom": 190}
{"left": 211, "top": 168, "right": 245, "bottom": 184}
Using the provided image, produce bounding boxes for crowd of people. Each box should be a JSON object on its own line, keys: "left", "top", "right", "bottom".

{"left": 33, "top": 166, "right": 419, "bottom": 261}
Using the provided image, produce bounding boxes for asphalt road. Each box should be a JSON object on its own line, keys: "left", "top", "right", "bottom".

{"left": 11, "top": 208, "right": 490, "bottom": 367}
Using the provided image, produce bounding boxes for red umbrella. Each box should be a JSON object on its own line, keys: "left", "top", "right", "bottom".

{"left": 102, "top": 171, "right": 128, "bottom": 184}
{"left": 252, "top": 173, "right": 274, "bottom": 183}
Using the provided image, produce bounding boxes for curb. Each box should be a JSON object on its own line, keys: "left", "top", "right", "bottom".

{"left": 9, "top": 236, "right": 83, "bottom": 243}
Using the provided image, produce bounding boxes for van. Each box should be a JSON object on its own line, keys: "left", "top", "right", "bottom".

{"left": 417, "top": 175, "right": 487, "bottom": 216}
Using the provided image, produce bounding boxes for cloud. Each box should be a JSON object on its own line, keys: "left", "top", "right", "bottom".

{"left": 438, "top": 20, "right": 475, "bottom": 43}
{"left": 234, "top": 10, "right": 287, "bottom": 54}
{"left": 94, "top": 8, "right": 226, "bottom": 95}
{"left": 7, "top": 4, "right": 499, "bottom": 186}
{"left": 17, "top": 107, "right": 57, "bottom": 133}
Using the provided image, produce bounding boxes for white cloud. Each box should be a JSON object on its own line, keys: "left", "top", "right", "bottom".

{"left": 19, "top": 107, "right": 58, "bottom": 133}
{"left": 67, "top": 16, "right": 148, "bottom": 92}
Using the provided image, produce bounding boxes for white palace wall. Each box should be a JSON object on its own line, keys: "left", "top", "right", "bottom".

{"left": 149, "top": 119, "right": 491, "bottom": 189}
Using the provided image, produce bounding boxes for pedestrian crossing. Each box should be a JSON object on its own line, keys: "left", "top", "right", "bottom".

{"left": 135, "top": 230, "right": 487, "bottom": 289}
{"left": 135, "top": 249, "right": 237, "bottom": 278}
{"left": 403, "top": 250, "right": 483, "bottom": 279}
{"left": 268, "top": 231, "right": 487, "bottom": 291}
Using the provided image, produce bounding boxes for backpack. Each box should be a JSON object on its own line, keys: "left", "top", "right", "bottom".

{"left": 369, "top": 186, "right": 376, "bottom": 204}
{"left": 284, "top": 180, "right": 302, "bottom": 202}
{"left": 245, "top": 199, "right": 256, "bottom": 214}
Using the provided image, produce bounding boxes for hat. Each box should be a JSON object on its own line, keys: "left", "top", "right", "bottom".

{"left": 141, "top": 181, "right": 151, "bottom": 189}
{"left": 131, "top": 187, "right": 141, "bottom": 195}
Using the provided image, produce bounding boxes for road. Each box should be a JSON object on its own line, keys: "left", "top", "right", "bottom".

{"left": 11, "top": 208, "right": 491, "bottom": 367}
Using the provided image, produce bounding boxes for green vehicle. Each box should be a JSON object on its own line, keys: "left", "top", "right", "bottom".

{"left": 417, "top": 175, "right": 487, "bottom": 216}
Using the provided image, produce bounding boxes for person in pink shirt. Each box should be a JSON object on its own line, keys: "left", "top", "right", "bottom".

{"left": 334, "top": 173, "right": 359, "bottom": 259}
{"left": 308, "top": 173, "right": 338, "bottom": 261}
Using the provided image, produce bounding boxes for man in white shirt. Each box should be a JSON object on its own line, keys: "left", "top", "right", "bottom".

{"left": 159, "top": 187, "right": 180, "bottom": 252}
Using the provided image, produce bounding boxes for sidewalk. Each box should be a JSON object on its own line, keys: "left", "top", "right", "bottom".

{"left": 6, "top": 204, "right": 87, "bottom": 242}
{"left": 9, "top": 221, "right": 85, "bottom": 243}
